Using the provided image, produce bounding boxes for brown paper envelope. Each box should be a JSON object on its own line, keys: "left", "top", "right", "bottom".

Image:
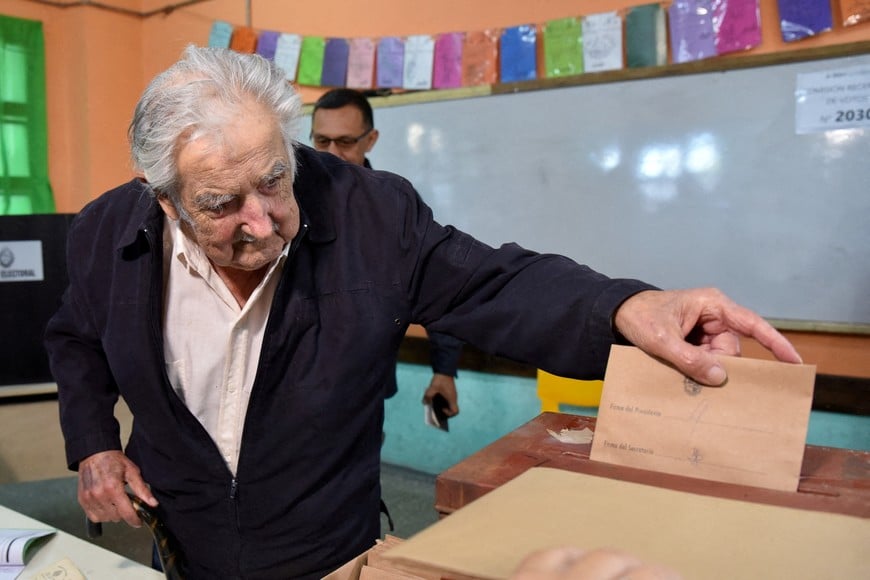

{"left": 382, "top": 467, "right": 869, "bottom": 579}
{"left": 359, "top": 564, "right": 424, "bottom": 580}
{"left": 590, "top": 345, "right": 816, "bottom": 491}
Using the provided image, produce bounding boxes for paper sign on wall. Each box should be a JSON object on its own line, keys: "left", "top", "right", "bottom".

{"left": 256, "top": 31, "right": 280, "bottom": 60}
{"left": 777, "top": 0, "right": 833, "bottom": 42}
{"left": 669, "top": 0, "right": 717, "bottom": 63}
{"left": 377, "top": 37, "right": 405, "bottom": 88}
{"left": 346, "top": 38, "right": 376, "bottom": 89}
{"left": 322, "top": 38, "right": 350, "bottom": 87}
{"left": 543, "top": 17, "right": 583, "bottom": 78}
{"left": 274, "top": 34, "right": 303, "bottom": 82}
{"left": 500, "top": 25, "right": 537, "bottom": 83}
{"left": 433, "top": 33, "right": 464, "bottom": 89}
{"left": 0, "top": 241, "right": 44, "bottom": 283}
{"left": 625, "top": 4, "right": 667, "bottom": 68}
{"left": 462, "top": 30, "right": 499, "bottom": 86}
{"left": 795, "top": 64, "right": 870, "bottom": 134}
{"left": 297, "top": 36, "right": 326, "bottom": 86}
{"left": 229, "top": 26, "right": 257, "bottom": 54}
{"left": 582, "top": 12, "right": 623, "bottom": 73}
{"left": 403, "top": 35, "right": 436, "bottom": 90}
{"left": 713, "top": 0, "right": 762, "bottom": 55}
{"left": 208, "top": 21, "right": 233, "bottom": 48}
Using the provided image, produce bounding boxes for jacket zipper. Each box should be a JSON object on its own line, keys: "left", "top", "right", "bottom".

{"left": 228, "top": 222, "right": 308, "bottom": 569}
{"left": 146, "top": 219, "right": 310, "bottom": 572}
{"left": 236, "top": 221, "right": 310, "bottom": 468}
{"left": 144, "top": 223, "right": 246, "bottom": 567}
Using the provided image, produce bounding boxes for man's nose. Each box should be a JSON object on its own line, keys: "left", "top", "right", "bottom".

{"left": 326, "top": 141, "right": 345, "bottom": 158}
{"left": 240, "top": 195, "right": 274, "bottom": 237}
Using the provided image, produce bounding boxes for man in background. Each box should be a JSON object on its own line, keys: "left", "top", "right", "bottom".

{"left": 311, "top": 88, "right": 463, "bottom": 418}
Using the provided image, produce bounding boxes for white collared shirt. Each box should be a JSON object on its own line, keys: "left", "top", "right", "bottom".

{"left": 162, "top": 217, "right": 288, "bottom": 474}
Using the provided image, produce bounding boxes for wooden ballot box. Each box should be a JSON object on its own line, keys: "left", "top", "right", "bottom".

{"left": 435, "top": 412, "right": 870, "bottom": 519}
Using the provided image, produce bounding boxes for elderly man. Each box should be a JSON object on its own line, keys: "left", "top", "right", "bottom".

{"left": 45, "top": 46, "right": 800, "bottom": 579}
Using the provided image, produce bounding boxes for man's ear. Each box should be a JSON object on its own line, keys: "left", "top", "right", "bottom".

{"left": 156, "top": 193, "right": 180, "bottom": 221}
{"left": 364, "top": 129, "right": 379, "bottom": 153}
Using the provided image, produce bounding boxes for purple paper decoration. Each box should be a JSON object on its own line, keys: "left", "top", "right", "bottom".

{"left": 668, "top": 0, "right": 718, "bottom": 63}
{"left": 776, "top": 0, "right": 833, "bottom": 42}
{"left": 321, "top": 38, "right": 350, "bottom": 87}
{"left": 255, "top": 31, "right": 280, "bottom": 60}
{"left": 377, "top": 37, "right": 405, "bottom": 88}
{"left": 433, "top": 33, "right": 464, "bottom": 89}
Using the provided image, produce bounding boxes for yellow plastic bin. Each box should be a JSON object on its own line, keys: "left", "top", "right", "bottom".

{"left": 536, "top": 369, "right": 604, "bottom": 412}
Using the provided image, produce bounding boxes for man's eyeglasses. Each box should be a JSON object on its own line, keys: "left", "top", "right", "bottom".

{"left": 311, "top": 128, "right": 373, "bottom": 149}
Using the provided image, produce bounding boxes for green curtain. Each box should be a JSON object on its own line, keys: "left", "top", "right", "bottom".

{"left": 0, "top": 15, "right": 54, "bottom": 214}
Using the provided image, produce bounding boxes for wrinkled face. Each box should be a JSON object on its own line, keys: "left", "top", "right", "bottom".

{"left": 158, "top": 98, "right": 300, "bottom": 272}
{"left": 310, "top": 104, "right": 379, "bottom": 167}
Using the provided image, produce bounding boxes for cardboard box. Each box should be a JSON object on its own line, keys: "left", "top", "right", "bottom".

{"left": 323, "top": 536, "right": 439, "bottom": 580}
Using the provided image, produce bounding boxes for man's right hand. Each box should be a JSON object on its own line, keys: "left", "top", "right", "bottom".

{"left": 511, "top": 547, "right": 682, "bottom": 580}
{"left": 77, "top": 450, "right": 158, "bottom": 528}
{"left": 422, "top": 373, "right": 460, "bottom": 417}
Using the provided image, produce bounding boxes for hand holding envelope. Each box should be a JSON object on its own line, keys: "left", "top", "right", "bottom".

{"left": 613, "top": 288, "right": 804, "bottom": 386}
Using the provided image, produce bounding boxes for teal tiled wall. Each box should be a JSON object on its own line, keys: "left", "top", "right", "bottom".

{"left": 382, "top": 364, "right": 540, "bottom": 475}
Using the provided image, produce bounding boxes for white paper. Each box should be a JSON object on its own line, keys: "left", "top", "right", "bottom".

{"left": 274, "top": 34, "right": 303, "bottom": 82}
{"left": 0, "top": 241, "right": 44, "bottom": 282}
{"left": 547, "top": 427, "right": 594, "bottom": 444}
{"left": 0, "top": 528, "right": 55, "bottom": 579}
{"left": 30, "top": 557, "right": 86, "bottom": 580}
{"left": 795, "top": 64, "right": 870, "bottom": 134}
{"left": 582, "top": 12, "right": 624, "bottom": 73}
{"left": 403, "top": 35, "right": 436, "bottom": 90}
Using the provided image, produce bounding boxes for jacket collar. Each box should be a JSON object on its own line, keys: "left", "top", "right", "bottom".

{"left": 117, "top": 179, "right": 165, "bottom": 253}
{"left": 293, "top": 144, "right": 342, "bottom": 245}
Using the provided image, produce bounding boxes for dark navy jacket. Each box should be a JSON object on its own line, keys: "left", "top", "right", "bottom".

{"left": 362, "top": 156, "right": 462, "bottom": 396}
{"left": 45, "top": 146, "right": 654, "bottom": 578}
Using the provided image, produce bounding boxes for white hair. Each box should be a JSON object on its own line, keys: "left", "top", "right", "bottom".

{"left": 129, "top": 45, "right": 302, "bottom": 206}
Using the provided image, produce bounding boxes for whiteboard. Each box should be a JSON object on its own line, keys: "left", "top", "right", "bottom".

{"left": 300, "top": 54, "right": 870, "bottom": 327}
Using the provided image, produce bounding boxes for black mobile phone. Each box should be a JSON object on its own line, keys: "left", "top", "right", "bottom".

{"left": 432, "top": 393, "right": 450, "bottom": 432}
